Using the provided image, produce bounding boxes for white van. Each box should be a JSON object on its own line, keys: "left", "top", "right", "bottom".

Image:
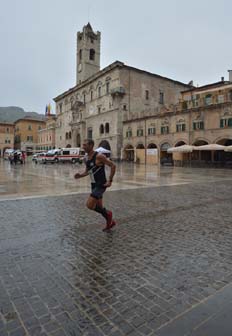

{"left": 39, "top": 149, "right": 60, "bottom": 164}
{"left": 58, "top": 148, "right": 85, "bottom": 163}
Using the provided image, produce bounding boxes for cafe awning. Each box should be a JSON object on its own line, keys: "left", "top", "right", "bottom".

{"left": 224, "top": 145, "right": 232, "bottom": 152}
{"left": 95, "top": 147, "right": 111, "bottom": 153}
{"left": 167, "top": 145, "right": 195, "bottom": 153}
{"left": 195, "top": 144, "right": 226, "bottom": 151}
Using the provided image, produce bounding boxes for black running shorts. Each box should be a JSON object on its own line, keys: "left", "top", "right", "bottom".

{"left": 90, "top": 183, "right": 106, "bottom": 199}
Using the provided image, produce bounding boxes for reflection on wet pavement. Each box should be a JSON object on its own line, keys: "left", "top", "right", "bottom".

{"left": 0, "top": 159, "right": 232, "bottom": 335}
{"left": 0, "top": 159, "right": 232, "bottom": 200}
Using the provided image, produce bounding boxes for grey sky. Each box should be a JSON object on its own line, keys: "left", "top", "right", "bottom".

{"left": 0, "top": 0, "right": 232, "bottom": 114}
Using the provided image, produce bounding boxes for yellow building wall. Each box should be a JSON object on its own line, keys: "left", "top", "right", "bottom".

{"left": 0, "top": 124, "right": 15, "bottom": 156}
{"left": 15, "top": 120, "right": 45, "bottom": 143}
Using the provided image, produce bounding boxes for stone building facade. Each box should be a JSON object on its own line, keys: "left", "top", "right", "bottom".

{"left": 54, "top": 23, "right": 190, "bottom": 159}
{"left": 14, "top": 117, "right": 46, "bottom": 154}
{"left": 123, "top": 75, "right": 232, "bottom": 165}
{"left": 0, "top": 122, "right": 14, "bottom": 156}
{"left": 37, "top": 115, "right": 57, "bottom": 151}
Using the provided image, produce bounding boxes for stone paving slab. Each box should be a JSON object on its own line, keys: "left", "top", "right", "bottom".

{"left": 156, "top": 282, "right": 232, "bottom": 336}
{"left": 0, "top": 181, "right": 232, "bottom": 335}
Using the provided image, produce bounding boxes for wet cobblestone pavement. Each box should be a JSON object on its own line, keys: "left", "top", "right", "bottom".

{"left": 0, "top": 162, "right": 232, "bottom": 335}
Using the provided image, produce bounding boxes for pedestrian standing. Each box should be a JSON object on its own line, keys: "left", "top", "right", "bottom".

{"left": 21, "top": 151, "right": 26, "bottom": 164}
{"left": 74, "top": 139, "right": 116, "bottom": 231}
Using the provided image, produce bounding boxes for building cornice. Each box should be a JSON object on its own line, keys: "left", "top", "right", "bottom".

{"left": 123, "top": 101, "right": 232, "bottom": 124}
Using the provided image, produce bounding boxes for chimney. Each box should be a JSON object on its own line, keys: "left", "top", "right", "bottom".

{"left": 228, "top": 70, "right": 232, "bottom": 82}
{"left": 221, "top": 77, "right": 224, "bottom": 82}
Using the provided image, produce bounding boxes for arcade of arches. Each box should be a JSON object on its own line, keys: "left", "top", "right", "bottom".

{"left": 123, "top": 138, "right": 232, "bottom": 167}
{"left": 123, "top": 143, "right": 158, "bottom": 164}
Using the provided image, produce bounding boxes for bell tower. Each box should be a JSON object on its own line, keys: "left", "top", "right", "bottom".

{"left": 76, "top": 23, "right": 101, "bottom": 84}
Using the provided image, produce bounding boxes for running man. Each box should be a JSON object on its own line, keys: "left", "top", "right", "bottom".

{"left": 74, "top": 139, "right": 116, "bottom": 231}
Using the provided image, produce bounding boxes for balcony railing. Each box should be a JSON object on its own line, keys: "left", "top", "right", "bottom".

{"left": 111, "top": 87, "right": 125, "bottom": 97}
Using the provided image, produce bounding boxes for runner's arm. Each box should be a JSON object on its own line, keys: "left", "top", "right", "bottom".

{"left": 74, "top": 168, "right": 89, "bottom": 179}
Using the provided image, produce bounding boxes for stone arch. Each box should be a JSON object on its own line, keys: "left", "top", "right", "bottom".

{"left": 192, "top": 139, "right": 209, "bottom": 162}
{"left": 175, "top": 140, "right": 186, "bottom": 147}
{"left": 98, "top": 140, "right": 111, "bottom": 150}
{"left": 147, "top": 143, "right": 157, "bottom": 148}
{"left": 124, "top": 144, "right": 134, "bottom": 161}
{"left": 160, "top": 142, "right": 172, "bottom": 164}
{"left": 192, "top": 139, "right": 208, "bottom": 146}
{"left": 136, "top": 143, "right": 145, "bottom": 149}
{"left": 160, "top": 142, "right": 171, "bottom": 151}
{"left": 215, "top": 137, "right": 232, "bottom": 146}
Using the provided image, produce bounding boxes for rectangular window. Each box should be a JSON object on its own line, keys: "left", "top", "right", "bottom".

{"left": 106, "top": 82, "right": 110, "bottom": 94}
{"left": 98, "top": 87, "right": 101, "bottom": 97}
{"left": 6, "top": 127, "right": 9, "bottom": 133}
{"left": 217, "top": 95, "right": 224, "bottom": 104}
{"left": 148, "top": 127, "right": 156, "bottom": 135}
{"left": 205, "top": 96, "right": 212, "bottom": 105}
{"left": 126, "top": 130, "right": 132, "bottom": 138}
{"left": 176, "top": 124, "right": 186, "bottom": 132}
{"left": 137, "top": 129, "right": 144, "bottom": 137}
{"left": 161, "top": 126, "right": 169, "bottom": 134}
{"left": 193, "top": 121, "right": 204, "bottom": 130}
{"left": 91, "top": 91, "right": 93, "bottom": 101}
{"left": 59, "top": 103, "right": 63, "bottom": 113}
{"left": 145, "top": 90, "right": 149, "bottom": 100}
{"left": 98, "top": 106, "right": 101, "bottom": 114}
{"left": 83, "top": 94, "right": 86, "bottom": 104}
{"left": 221, "top": 118, "right": 232, "bottom": 127}
{"left": 28, "top": 125, "right": 32, "bottom": 131}
{"left": 159, "top": 91, "right": 164, "bottom": 104}
{"left": 87, "top": 128, "right": 93, "bottom": 139}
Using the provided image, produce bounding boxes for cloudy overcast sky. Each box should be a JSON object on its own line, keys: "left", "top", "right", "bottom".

{"left": 0, "top": 0, "right": 232, "bottom": 113}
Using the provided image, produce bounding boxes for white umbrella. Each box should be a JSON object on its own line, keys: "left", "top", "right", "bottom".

{"left": 224, "top": 145, "right": 232, "bottom": 152}
{"left": 95, "top": 147, "right": 111, "bottom": 154}
{"left": 195, "top": 144, "right": 225, "bottom": 151}
{"left": 167, "top": 145, "right": 195, "bottom": 153}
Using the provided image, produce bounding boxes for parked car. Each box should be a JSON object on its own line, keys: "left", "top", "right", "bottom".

{"left": 32, "top": 152, "right": 47, "bottom": 164}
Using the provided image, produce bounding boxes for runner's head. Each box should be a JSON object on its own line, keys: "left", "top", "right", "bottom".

{"left": 83, "top": 139, "right": 94, "bottom": 154}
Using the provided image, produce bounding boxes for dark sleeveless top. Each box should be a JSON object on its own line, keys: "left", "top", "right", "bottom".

{"left": 85, "top": 152, "right": 107, "bottom": 186}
